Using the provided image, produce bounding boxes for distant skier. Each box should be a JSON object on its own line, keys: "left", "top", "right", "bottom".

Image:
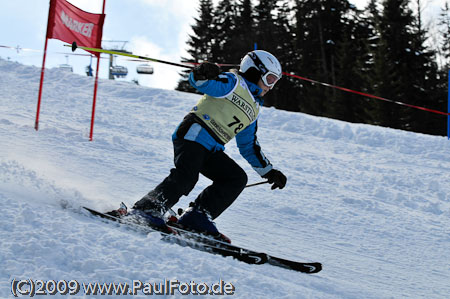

{"left": 112, "top": 50, "right": 287, "bottom": 239}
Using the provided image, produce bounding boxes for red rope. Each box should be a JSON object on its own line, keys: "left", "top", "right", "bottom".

{"left": 283, "top": 71, "right": 450, "bottom": 116}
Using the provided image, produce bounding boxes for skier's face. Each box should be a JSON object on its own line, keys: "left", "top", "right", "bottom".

{"left": 257, "top": 79, "right": 271, "bottom": 97}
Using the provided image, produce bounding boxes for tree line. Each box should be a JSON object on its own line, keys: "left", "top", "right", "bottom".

{"left": 176, "top": 0, "right": 450, "bottom": 136}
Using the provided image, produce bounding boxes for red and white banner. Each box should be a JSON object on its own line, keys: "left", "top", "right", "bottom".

{"left": 46, "top": 0, "right": 105, "bottom": 56}
{"left": 36, "top": 0, "right": 106, "bottom": 140}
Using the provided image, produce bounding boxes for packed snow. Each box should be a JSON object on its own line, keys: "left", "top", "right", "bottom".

{"left": 1, "top": 57, "right": 450, "bottom": 298}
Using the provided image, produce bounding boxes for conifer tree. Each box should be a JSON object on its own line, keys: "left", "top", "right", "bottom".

{"left": 407, "top": 0, "right": 443, "bottom": 134}
{"left": 371, "top": 0, "right": 414, "bottom": 129}
{"left": 293, "top": 0, "right": 356, "bottom": 117}
{"left": 372, "top": 0, "right": 442, "bottom": 133}
{"left": 330, "top": 2, "right": 374, "bottom": 123}
{"left": 231, "top": 0, "right": 256, "bottom": 62}
{"left": 176, "top": 0, "right": 447, "bottom": 136}
{"left": 253, "top": 0, "right": 294, "bottom": 108}
{"left": 360, "top": 0, "right": 384, "bottom": 126}
{"left": 211, "top": 0, "right": 238, "bottom": 64}
{"left": 176, "top": 0, "right": 215, "bottom": 93}
{"left": 271, "top": 0, "right": 299, "bottom": 111}
{"left": 437, "top": 2, "right": 450, "bottom": 134}
{"left": 439, "top": 2, "right": 450, "bottom": 69}
{"left": 292, "top": 0, "right": 325, "bottom": 115}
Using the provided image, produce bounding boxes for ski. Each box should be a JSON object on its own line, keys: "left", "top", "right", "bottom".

{"left": 83, "top": 207, "right": 322, "bottom": 274}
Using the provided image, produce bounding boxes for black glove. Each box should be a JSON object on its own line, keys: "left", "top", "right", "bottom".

{"left": 263, "top": 169, "right": 287, "bottom": 190}
{"left": 192, "top": 62, "right": 221, "bottom": 81}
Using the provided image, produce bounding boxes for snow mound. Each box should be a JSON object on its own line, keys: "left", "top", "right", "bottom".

{"left": 1, "top": 57, "right": 449, "bottom": 297}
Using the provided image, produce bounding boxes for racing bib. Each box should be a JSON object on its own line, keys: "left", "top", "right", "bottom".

{"left": 192, "top": 74, "right": 260, "bottom": 144}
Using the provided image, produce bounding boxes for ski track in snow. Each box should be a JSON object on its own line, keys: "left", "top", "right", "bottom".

{"left": 1, "top": 58, "right": 450, "bottom": 298}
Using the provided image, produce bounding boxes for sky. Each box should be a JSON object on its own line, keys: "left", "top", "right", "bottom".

{"left": 0, "top": 0, "right": 447, "bottom": 90}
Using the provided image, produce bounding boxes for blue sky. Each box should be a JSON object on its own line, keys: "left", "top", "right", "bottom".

{"left": 0, "top": 0, "right": 446, "bottom": 90}
{"left": 0, "top": 0, "right": 198, "bottom": 89}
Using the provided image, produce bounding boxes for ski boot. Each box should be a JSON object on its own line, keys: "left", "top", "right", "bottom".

{"left": 105, "top": 202, "right": 128, "bottom": 218}
{"left": 177, "top": 206, "right": 231, "bottom": 243}
{"left": 131, "top": 191, "right": 172, "bottom": 233}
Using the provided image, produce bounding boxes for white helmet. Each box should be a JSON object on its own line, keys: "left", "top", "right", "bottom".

{"left": 239, "top": 50, "right": 282, "bottom": 88}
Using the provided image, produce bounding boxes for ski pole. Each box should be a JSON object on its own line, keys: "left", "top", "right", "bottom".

{"left": 66, "top": 42, "right": 195, "bottom": 69}
{"left": 245, "top": 181, "right": 269, "bottom": 188}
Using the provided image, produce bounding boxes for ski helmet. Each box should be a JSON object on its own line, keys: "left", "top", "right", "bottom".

{"left": 239, "top": 50, "right": 282, "bottom": 88}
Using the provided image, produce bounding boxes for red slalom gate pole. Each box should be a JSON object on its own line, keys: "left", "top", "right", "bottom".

{"left": 35, "top": 37, "right": 49, "bottom": 131}
{"left": 89, "top": 56, "right": 101, "bottom": 141}
{"left": 88, "top": 0, "right": 106, "bottom": 141}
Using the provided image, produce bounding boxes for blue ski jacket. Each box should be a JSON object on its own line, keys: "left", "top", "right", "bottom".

{"left": 172, "top": 71, "right": 273, "bottom": 176}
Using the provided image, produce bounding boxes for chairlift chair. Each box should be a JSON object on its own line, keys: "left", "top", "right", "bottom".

{"left": 59, "top": 55, "right": 73, "bottom": 72}
{"left": 136, "top": 64, "right": 154, "bottom": 74}
{"left": 86, "top": 65, "right": 94, "bottom": 76}
{"left": 110, "top": 65, "right": 128, "bottom": 77}
{"left": 59, "top": 64, "right": 73, "bottom": 72}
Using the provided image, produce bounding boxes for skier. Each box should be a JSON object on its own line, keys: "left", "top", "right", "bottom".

{"left": 112, "top": 50, "right": 287, "bottom": 238}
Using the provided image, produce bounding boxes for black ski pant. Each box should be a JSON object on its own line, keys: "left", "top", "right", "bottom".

{"left": 152, "top": 138, "right": 248, "bottom": 219}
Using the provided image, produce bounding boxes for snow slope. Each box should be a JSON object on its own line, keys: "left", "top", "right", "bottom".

{"left": 1, "top": 57, "right": 450, "bottom": 298}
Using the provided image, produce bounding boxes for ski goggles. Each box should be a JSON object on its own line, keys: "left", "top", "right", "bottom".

{"left": 261, "top": 72, "right": 280, "bottom": 88}
{"left": 248, "top": 52, "right": 281, "bottom": 89}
